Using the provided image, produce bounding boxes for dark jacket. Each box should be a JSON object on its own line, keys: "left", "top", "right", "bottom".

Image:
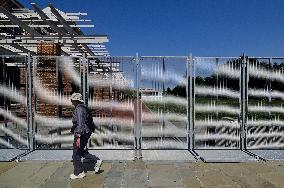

{"left": 71, "top": 104, "right": 91, "bottom": 137}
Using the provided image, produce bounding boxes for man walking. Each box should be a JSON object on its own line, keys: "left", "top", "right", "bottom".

{"left": 69, "top": 93, "right": 102, "bottom": 179}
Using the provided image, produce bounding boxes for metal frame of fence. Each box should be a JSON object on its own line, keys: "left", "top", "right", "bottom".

{"left": 0, "top": 54, "right": 284, "bottom": 158}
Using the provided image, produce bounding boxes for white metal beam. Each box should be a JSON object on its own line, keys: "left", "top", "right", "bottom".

{"left": 0, "top": 7, "right": 41, "bottom": 36}
{"left": 0, "top": 35, "right": 108, "bottom": 44}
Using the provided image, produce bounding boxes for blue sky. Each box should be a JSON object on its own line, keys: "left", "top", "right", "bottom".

{"left": 19, "top": 0, "right": 284, "bottom": 56}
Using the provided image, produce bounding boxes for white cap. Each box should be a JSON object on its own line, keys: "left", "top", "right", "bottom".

{"left": 70, "top": 93, "right": 84, "bottom": 103}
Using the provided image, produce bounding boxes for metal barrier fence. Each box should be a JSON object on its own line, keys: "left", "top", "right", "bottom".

{"left": 0, "top": 56, "right": 30, "bottom": 150}
{"left": 246, "top": 58, "right": 284, "bottom": 149}
{"left": 193, "top": 57, "right": 242, "bottom": 149}
{"left": 140, "top": 57, "right": 188, "bottom": 149}
{"left": 0, "top": 54, "right": 283, "bottom": 153}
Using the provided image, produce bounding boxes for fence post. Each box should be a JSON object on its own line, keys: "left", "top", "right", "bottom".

{"left": 241, "top": 54, "right": 248, "bottom": 150}
{"left": 134, "top": 53, "right": 138, "bottom": 159}
{"left": 187, "top": 53, "right": 194, "bottom": 150}
{"left": 82, "top": 53, "right": 87, "bottom": 104}
{"left": 2, "top": 57, "right": 8, "bottom": 140}
{"left": 133, "top": 54, "right": 136, "bottom": 159}
{"left": 134, "top": 52, "right": 142, "bottom": 159}
{"left": 86, "top": 56, "right": 89, "bottom": 106}
{"left": 27, "top": 53, "right": 34, "bottom": 150}
{"left": 56, "top": 57, "right": 62, "bottom": 148}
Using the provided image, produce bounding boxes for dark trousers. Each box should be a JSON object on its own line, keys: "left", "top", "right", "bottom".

{"left": 72, "top": 133, "right": 99, "bottom": 175}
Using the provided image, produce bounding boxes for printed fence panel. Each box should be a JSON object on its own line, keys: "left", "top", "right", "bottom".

{"left": 87, "top": 56, "right": 136, "bottom": 149}
{"left": 140, "top": 57, "right": 188, "bottom": 149}
{"left": 194, "top": 57, "right": 242, "bottom": 149}
{"left": 0, "top": 56, "right": 29, "bottom": 150}
{"left": 247, "top": 58, "right": 284, "bottom": 149}
{"left": 33, "top": 56, "right": 81, "bottom": 149}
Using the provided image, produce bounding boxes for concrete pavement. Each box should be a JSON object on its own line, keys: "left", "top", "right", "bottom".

{"left": 0, "top": 160, "right": 284, "bottom": 188}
